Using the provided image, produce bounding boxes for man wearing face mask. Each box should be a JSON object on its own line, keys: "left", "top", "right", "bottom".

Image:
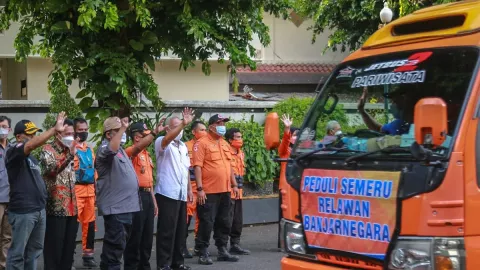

{"left": 192, "top": 114, "right": 240, "bottom": 265}
{"left": 124, "top": 120, "right": 166, "bottom": 270}
{"left": 40, "top": 118, "right": 80, "bottom": 270}
{"left": 6, "top": 112, "right": 67, "bottom": 270}
{"left": 95, "top": 116, "right": 141, "bottom": 270}
{"left": 225, "top": 128, "right": 250, "bottom": 255}
{"left": 0, "top": 116, "right": 12, "bottom": 270}
{"left": 184, "top": 120, "right": 207, "bottom": 258}
{"left": 358, "top": 87, "right": 412, "bottom": 135}
{"left": 73, "top": 117, "right": 98, "bottom": 268}
{"left": 154, "top": 108, "right": 194, "bottom": 270}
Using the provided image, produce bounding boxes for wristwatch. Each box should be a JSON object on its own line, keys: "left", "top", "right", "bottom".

{"left": 197, "top": 186, "right": 203, "bottom": 191}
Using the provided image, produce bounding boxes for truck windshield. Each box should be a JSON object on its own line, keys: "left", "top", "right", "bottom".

{"left": 294, "top": 47, "right": 479, "bottom": 158}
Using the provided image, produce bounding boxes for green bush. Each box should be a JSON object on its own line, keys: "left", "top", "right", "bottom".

{"left": 43, "top": 77, "right": 83, "bottom": 130}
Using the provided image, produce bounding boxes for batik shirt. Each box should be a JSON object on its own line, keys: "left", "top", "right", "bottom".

{"left": 40, "top": 141, "right": 77, "bottom": 216}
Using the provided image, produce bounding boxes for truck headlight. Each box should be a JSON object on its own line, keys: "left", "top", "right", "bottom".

{"left": 280, "top": 219, "right": 317, "bottom": 260}
{"left": 388, "top": 237, "right": 465, "bottom": 270}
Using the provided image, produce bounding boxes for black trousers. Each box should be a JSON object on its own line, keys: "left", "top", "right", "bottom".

{"left": 155, "top": 194, "right": 187, "bottom": 268}
{"left": 86, "top": 220, "right": 95, "bottom": 251}
{"left": 124, "top": 191, "right": 155, "bottom": 270}
{"left": 100, "top": 213, "right": 133, "bottom": 270}
{"left": 229, "top": 199, "right": 243, "bottom": 245}
{"left": 278, "top": 191, "right": 283, "bottom": 248}
{"left": 195, "top": 192, "right": 232, "bottom": 252}
{"left": 43, "top": 215, "right": 79, "bottom": 270}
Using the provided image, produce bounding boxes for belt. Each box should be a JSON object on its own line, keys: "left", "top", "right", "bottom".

{"left": 139, "top": 187, "right": 152, "bottom": 192}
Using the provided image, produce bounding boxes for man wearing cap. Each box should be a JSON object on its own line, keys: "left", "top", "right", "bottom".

{"left": 6, "top": 112, "right": 67, "bottom": 270}
{"left": 192, "top": 114, "right": 240, "bottom": 265}
{"left": 154, "top": 108, "right": 194, "bottom": 270}
{"left": 123, "top": 120, "right": 165, "bottom": 270}
{"left": 0, "top": 116, "right": 12, "bottom": 269}
{"left": 358, "top": 87, "right": 412, "bottom": 135}
{"left": 40, "top": 118, "right": 80, "bottom": 270}
{"left": 95, "top": 116, "right": 141, "bottom": 270}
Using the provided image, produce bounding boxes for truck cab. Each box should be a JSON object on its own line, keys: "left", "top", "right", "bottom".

{"left": 265, "top": 1, "right": 480, "bottom": 269}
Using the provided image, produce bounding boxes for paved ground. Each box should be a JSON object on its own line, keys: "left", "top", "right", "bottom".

{"left": 37, "top": 224, "right": 283, "bottom": 270}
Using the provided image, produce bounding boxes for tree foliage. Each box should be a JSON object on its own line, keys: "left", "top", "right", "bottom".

{"left": 294, "top": 0, "right": 457, "bottom": 52}
{"left": 0, "top": 0, "right": 290, "bottom": 135}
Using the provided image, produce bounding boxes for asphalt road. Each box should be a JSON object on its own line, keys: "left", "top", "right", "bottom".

{"left": 37, "top": 223, "right": 284, "bottom": 270}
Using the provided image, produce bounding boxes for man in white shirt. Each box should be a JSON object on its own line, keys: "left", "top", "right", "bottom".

{"left": 154, "top": 108, "right": 194, "bottom": 270}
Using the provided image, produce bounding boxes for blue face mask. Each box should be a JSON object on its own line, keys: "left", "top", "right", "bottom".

{"left": 390, "top": 103, "right": 403, "bottom": 119}
{"left": 216, "top": 126, "right": 226, "bottom": 136}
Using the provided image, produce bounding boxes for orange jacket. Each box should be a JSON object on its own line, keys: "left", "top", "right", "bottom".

{"left": 278, "top": 130, "right": 291, "bottom": 191}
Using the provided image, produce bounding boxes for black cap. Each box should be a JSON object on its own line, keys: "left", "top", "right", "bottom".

{"left": 129, "top": 122, "right": 151, "bottom": 136}
{"left": 208, "top": 114, "right": 230, "bottom": 125}
{"left": 14, "top": 120, "right": 43, "bottom": 136}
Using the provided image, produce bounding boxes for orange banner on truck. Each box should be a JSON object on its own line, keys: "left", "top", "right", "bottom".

{"left": 300, "top": 169, "right": 401, "bottom": 260}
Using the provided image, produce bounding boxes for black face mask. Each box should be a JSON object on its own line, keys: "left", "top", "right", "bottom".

{"left": 75, "top": 132, "right": 89, "bottom": 142}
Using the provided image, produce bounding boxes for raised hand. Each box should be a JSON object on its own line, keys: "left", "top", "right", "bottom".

{"left": 182, "top": 107, "right": 195, "bottom": 125}
{"left": 358, "top": 87, "right": 368, "bottom": 112}
{"left": 55, "top": 112, "right": 67, "bottom": 132}
{"left": 281, "top": 114, "right": 293, "bottom": 129}
{"left": 121, "top": 117, "right": 130, "bottom": 129}
{"left": 154, "top": 117, "right": 168, "bottom": 135}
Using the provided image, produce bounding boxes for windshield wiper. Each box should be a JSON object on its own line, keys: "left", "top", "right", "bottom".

{"left": 345, "top": 146, "right": 411, "bottom": 164}
{"left": 296, "top": 147, "right": 362, "bottom": 162}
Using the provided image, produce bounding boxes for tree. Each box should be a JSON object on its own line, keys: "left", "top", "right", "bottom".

{"left": 0, "top": 0, "right": 290, "bottom": 135}
{"left": 294, "top": 0, "right": 457, "bottom": 53}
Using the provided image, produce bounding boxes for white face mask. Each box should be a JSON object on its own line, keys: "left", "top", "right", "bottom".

{"left": 120, "top": 133, "right": 127, "bottom": 145}
{"left": 335, "top": 130, "right": 343, "bottom": 136}
{"left": 0, "top": 128, "right": 9, "bottom": 139}
{"left": 62, "top": 136, "right": 74, "bottom": 147}
{"left": 175, "top": 130, "right": 184, "bottom": 141}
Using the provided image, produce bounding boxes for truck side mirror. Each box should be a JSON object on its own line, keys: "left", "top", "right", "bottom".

{"left": 264, "top": 112, "right": 280, "bottom": 150}
{"left": 414, "top": 97, "right": 448, "bottom": 147}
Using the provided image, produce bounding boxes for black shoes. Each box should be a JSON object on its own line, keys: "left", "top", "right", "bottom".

{"left": 230, "top": 244, "right": 251, "bottom": 255}
{"left": 217, "top": 246, "right": 239, "bottom": 262}
{"left": 172, "top": 265, "right": 192, "bottom": 270}
{"left": 182, "top": 247, "right": 193, "bottom": 259}
{"left": 82, "top": 257, "right": 98, "bottom": 268}
{"left": 158, "top": 266, "right": 171, "bottom": 270}
{"left": 198, "top": 253, "right": 214, "bottom": 265}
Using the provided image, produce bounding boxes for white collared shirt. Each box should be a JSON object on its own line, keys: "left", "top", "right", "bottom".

{"left": 154, "top": 136, "right": 190, "bottom": 202}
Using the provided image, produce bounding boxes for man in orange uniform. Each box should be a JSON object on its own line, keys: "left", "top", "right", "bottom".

{"left": 192, "top": 114, "right": 240, "bottom": 265}
{"left": 277, "top": 114, "right": 298, "bottom": 248}
{"left": 184, "top": 120, "right": 207, "bottom": 258}
{"left": 225, "top": 128, "right": 250, "bottom": 255}
{"left": 73, "top": 117, "right": 98, "bottom": 268}
{"left": 124, "top": 121, "right": 163, "bottom": 270}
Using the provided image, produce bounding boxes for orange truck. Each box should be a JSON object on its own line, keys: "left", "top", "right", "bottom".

{"left": 264, "top": 1, "right": 480, "bottom": 269}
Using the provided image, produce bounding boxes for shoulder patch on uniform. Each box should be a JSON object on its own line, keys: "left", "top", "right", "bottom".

{"left": 16, "top": 143, "right": 23, "bottom": 148}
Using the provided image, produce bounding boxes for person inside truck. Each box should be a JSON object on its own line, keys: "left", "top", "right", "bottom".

{"left": 357, "top": 87, "right": 413, "bottom": 136}
{"left": 320, "top": 120, "right": 342, "bottom": 145}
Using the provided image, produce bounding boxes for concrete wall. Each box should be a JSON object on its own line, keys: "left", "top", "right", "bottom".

{"left": 261, "top": 13, "right": 349, "bottom": 64}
